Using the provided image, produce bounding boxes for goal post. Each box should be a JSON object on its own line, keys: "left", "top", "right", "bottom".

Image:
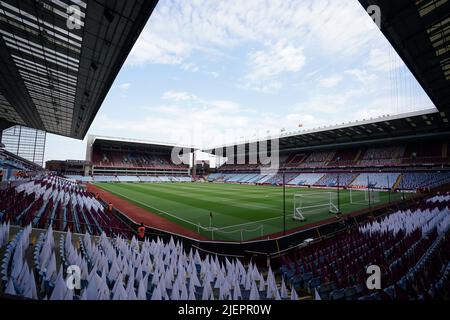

{"left": 349, "top": 188, "right": 380, "bottom": 205}
{"left": 293, "top": 192, "right": 339, "bottom": 221}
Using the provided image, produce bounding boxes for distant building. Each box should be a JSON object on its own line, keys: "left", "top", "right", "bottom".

{"left": 46, "top": 160, "right": 90, "bottom": 177}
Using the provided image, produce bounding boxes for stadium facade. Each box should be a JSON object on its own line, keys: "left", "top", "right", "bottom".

{"left": 84, "top": 135, "right": 195, "bottom": 179}
{"left": 1, "top": 125, "right": 46, "bottom": 166}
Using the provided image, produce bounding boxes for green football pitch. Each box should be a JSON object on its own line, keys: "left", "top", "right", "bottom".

{"left": 95, "top": 182, "right": 407, "bottom": 241}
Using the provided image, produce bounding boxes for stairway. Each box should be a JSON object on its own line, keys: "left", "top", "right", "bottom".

{"left": 354, "top": 149, "right": 363, "bottom": 163}
{"left": 391, "top": 174, "right": 403, "bottom": 192}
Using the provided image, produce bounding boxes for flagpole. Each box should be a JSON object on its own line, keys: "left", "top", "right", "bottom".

{"left": 283, "top": 172, "right": 286, "bottom": 235}
{"left": 209, "top": 211, "right": 213, "bottom": 240}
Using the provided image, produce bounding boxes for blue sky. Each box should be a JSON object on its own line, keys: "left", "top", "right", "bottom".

{"left": 45, "top": 0, "right": 435, "bottom": 162}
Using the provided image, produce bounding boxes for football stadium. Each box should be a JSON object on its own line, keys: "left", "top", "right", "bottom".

{"left": 0, "top": 0, "right": 450, "bottom": 306}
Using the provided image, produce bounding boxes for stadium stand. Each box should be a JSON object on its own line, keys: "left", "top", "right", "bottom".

{"left": 358, "top": 146, "right": 405, "bottom": 167}
{"left": 233, "top": 141, "right": 447, "bottom": 169}
{"left": 280, "top": 194, "right": 450, "bottom": 300}
{"left": 66, "top": 176, "right": 93, "bottom": 183}
{"left": 0, "top": 176, "right": 131, "bottom": 238}
{"left": 403, "top": 141, "right": 448, "bottom": 165}
{"left": 350, "top": 173, "right": 401, "bottom": 189}
{"left": 86, "top": 136, "right": 192, "bottom": 180}
{"left": 1, "top": 149, "right": 42, "bottom": 183}
{"left": 315, "top": 173, "right": 359, "bottom": 187}
{"left": 400, "top": 172, "right": 450, "bottom": 191}
{"left": 93, "top": 176, "right": 119, "bottom": 183}
{"left": 287, "top": 173, "right": 325, "bottom": 186}
{"left": 92, "top": 150, "right": 186, "bottom": 170}
{"left": 284, "top": 154, "right": 307, "bottom": 168}
{"left": 300, "top": 152, "right": 335, "bottom": 168}
{"left": 327, "top": 149, "right": 361, "bottom": 167}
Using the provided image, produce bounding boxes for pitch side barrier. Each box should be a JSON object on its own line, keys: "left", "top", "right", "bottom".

{"left": 108, "top": 195, "right": 424, "bottom": 265}
{"left": 1, "top": 194, "right": 424, "bottom": 269}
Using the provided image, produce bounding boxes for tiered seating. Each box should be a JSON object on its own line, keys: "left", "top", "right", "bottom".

{"left": 351, "top": 173, "right": 400, "bottom": 189}
{"left": 214, "top": 140, "right": 448, "bottom": 173}
{"left": 117, "top": 176, "right": 140, "bottom": 182}
{"left": 219, "top": 163, "right": 260, "bottom": 171}
{"left": 281, "top": 195, "right": 450, "bottom": 300}
{"left": 358, "top": 146, "right": 405, "bottom": 166}
{"left": 297, "top": 152, "right": 335, "bottom": 168}
{"left": 92, "top": 150, "right": 188, "bottom": 170}
{"left": 403, "top": 141, "right": 446, "bottom": 164}
{"left": 0, "top": 149, "right": 42, "bottom": 173}
{"left": 0, "top": 222, "right": 9, "bottom": 248}
{"left": 93, "top": 176, "right": 118, "bottom": 182}
{"left": 170, "top": 176, "right": 192, "bottom": 182}
{"left": 207, "top": 173, "right": 222, "bottom": 182}
{"left": 400, "top": 172, "right": 450, "bottom": 190}
{"left": 287, "top": 173, "right": 325, "bottom": 186}
{"left": 315, "top": 173, "right": 358, "bottom": 187}
{"left": 284, "top": 154, "right": 307, "bottom": 168}
{"left": 138, "top": 176, "right": 162, "bottom": 182}
{"left": 209, "top": 169, "right": 450, "bottom": 191}
{"left": 327, "top": 149, "right": 360, "bottom": 167}
{"left": 1, "top": 226, "right": 298, "bottom": 300}
{"left": 0, "top": 177, "right": 131, "bottom": 238}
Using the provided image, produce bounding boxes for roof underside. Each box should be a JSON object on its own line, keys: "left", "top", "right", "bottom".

{"left": 0, "top": 0, "right": 158, "bottom": 138}
{"left": 359, "top": 0, "right": 450, "bottom": 112}
{"left": 92, "top": 136, "right": 196, "bottom": 153}
{"left": 206, "top": 110, "right": 450, "bottom": 156}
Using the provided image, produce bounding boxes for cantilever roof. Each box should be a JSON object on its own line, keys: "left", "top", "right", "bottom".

{"left": 88, "top": 135, "right": 197, "bottom": 151}
{"left": 0, "top": 0, "right": 158, "bottom": 138}
{"left": 359, "top": 0, "right": 450, "bottom": 113}
{"left": 205, "top": 109, "right": 450, "bottom": 156}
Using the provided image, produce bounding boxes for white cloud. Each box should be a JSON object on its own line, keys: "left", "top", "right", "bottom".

{"left": 207, "top": 71, "right": 220, "bottom": 78}
{"left": 210, "top": 100, "right": 240, "bottom": 112}
{"left": 367, "top": 48, "right": 402, "bottom": 72}
{"left": 344, "top": 69, "right": 377, "bottom": 83}
{"left": 182, "top": 63, "right": 199, "bottom": 72}
{"left": 91, "top": 92, "right": 306, "bottom": 149}
{"left": 161, "top": 90, "right": 197, "bottom": 101}
{"left": 117, "top": 83, "right": 131, "bottom": 91}
{"left": 126, "top": 0, "right": 383, "bottom": 70}
{"left": 127, "top": 32, "right": 190, "bottom": 66}
{"left": 123, "top": 0, "right": 394, "bottom": 97}
{"left": 319, "top": 75, "right": 343, "bottom": 88}
{"left": 240, "top": 80, "right": 283, "bottom": 94}
{"left": 295, "top": 89, "right": 364, "bottom": 114}
{"left": 247, "top": 40, "right": 306, "bottom": 80}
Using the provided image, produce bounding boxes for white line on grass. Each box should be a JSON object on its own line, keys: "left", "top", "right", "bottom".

{"left": 99, "top": 186, "right": 203, "bottom": 228}
{"left": 99, "top": 183, "right": 328, "bottom": 237}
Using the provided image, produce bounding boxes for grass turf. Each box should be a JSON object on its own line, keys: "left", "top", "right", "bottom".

{"left": 95, "top": 182, "right": 408, "bottom": 241}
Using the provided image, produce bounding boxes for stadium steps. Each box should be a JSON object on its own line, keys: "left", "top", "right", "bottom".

{"left": 391, "top": 174, "right": 403, "bottom": 192}
{"left": 347, "top": 174, "right": 358, "bottom": 186}
{"left": 354, "top": 149, "right": 363, "bottom": 163}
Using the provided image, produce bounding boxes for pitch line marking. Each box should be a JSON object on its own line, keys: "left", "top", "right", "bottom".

{"left": 98, "top": 185, "right": 204, "bottom": 228}
{"left": 98, "top": 184, "right": 320, "bottom": 236}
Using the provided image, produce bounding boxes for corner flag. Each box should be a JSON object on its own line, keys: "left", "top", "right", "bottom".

{"left": 209, "top": 211, "right": 213, "bottom": 229}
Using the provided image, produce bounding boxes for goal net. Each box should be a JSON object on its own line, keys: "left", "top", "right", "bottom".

{"left": 293, "top": 192, "right": 339, "bottom": 221}
{"left": 349, "top": 188, "right": 380, "bottom": 205}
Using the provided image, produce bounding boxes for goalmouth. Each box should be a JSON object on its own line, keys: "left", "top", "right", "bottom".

{"left": 349, "top": 188, "right": 380, "bottom": 205}
{"left": 293, "top": 192, "right": 339, "bottom": 221}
